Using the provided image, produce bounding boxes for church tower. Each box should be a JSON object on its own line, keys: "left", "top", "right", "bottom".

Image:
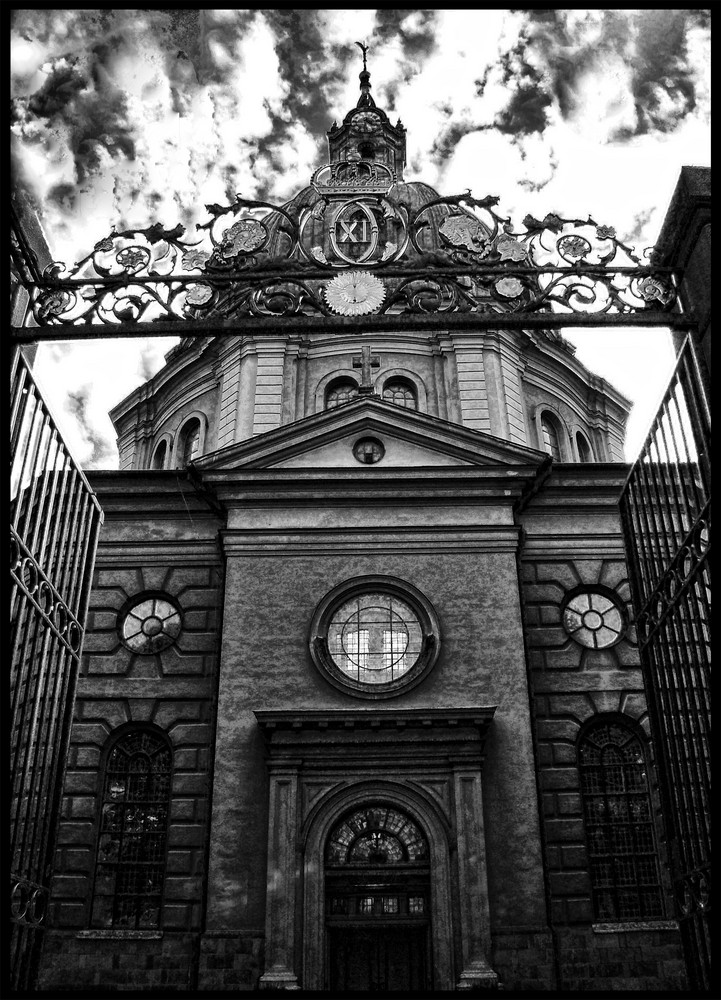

{"left": 36, "top": 50, "right": 688, "bottom": 994}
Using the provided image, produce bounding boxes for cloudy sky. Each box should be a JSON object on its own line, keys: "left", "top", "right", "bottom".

{"left": 11, "top": 8, "right": 711, "bottom": 468}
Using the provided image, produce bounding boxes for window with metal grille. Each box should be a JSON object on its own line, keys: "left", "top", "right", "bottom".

{"left": 578, "top": 721, "right": 664, "bottom": 922}
{"left": 382, "top": 379, "right": 417, "bottom": 410}
{"left": 540, "top": 413, "right": 562, "bottom": 460}
{"left": 91, "top": 729, "right": 172, "bottom": 929}
{"left": 326, "top": 379, "right": 359, "bottom": 409}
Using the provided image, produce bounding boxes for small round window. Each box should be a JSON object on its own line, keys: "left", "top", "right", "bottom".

{"left": 120, "top": 596, "right": 182, "bottom": 654}
{"left": 310, "top": 576, "right": 440, "bottom": 698}
{"left": 562, "top": 591, "right": 625, "bottom": 648}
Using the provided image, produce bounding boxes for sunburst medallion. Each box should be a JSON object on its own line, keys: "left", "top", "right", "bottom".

{"left": 324, "top": 270, "right": 386, "bottom": 316}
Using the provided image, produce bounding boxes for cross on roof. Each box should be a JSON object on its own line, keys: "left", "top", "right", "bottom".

{"left": 352, "top": 345, "right": 380, "bottom": 394}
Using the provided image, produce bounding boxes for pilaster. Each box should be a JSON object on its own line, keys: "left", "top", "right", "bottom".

{"left": 449, "top": 334, "right": 491, "bottom": 432}
{"left": 453, "top": 766, "right": 498, "bottom": 990}
{"left": 234, "top": 338, "right": 258, "bottom": 443}
{"left": 253, "top": 339, "right": 287, "bottom": 437}
{"left": 216, "top": 338, "right": 241, "bottom": 450}
{"left": 258, "top": 765, "right": 301, "bottom": 990}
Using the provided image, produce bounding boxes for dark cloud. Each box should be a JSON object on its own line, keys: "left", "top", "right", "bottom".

{"left": 523, "top": 9, "right": 708, "bottom": 140}
{"left": 65, "top": 388, "right": 114, "bottom": 467}
{"left": 430, "top": 121, "right": 486, "bottom": 165}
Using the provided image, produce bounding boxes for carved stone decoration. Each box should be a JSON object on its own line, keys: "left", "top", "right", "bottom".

{"left": 439, "top": 214, "right": 491, "bottom": 255}
{"left": 324, "top": 270, "right": 386, "bottom": 315}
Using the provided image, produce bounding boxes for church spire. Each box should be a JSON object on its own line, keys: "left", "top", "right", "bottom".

{"left": 355, "top": 41, "right": 375, "bottom": 108}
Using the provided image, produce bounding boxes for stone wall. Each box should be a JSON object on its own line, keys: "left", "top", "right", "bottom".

{"left": 37, "top": 474, "right": 223, "bottom": 992}
{"left": 518, "top": 467, "right": 688, "bottom": 990}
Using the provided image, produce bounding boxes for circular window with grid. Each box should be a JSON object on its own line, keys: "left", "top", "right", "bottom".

{"left": 562, "top": 591, "right": 625, "bottom": 648}
{"left": 120, "top": 596, "right": 182, "bottom": 654}
{"left": 310, "top": 576, "right": 440, "bottom": 698}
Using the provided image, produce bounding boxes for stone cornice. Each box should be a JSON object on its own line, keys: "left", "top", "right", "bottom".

{"left": 255, "top": 707, "right": 496, "bottom": 736}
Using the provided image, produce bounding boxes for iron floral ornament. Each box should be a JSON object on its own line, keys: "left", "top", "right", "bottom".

{"left": 324, "top": 271, "right": 386, "bottom": 315}
{"left": 14, "top": 188, "right": 682, "bottom": 329}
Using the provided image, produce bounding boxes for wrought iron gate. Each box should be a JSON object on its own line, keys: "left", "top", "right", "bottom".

{"left": 10, "top": 347, "right": 103, "bottom": 990}
{"left": 10, "top": 182, "right": 709, "bottom": 989}
{"left": 619, "top": 334, "right": 711, "bottom": 990}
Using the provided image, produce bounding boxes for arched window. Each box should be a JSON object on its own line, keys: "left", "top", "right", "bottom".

{"left": 382, "top": 379, "right": 418, "bottom": 410}
{"left": 578, "top": 721, "right": 663, "bottom": 921}
{"left": 326, "top": 379, "right": 359, "bottom": 410}
{"left": 540, "top": 413, "right": 562, "bottom": 460}
{"left": 151, "top": 440, "right": 167, "bottom": 470}
{"left": 576, "top": 432, "right": 593, "bottom": 463}
{"left": 178, "top": 418, "right": 201, "bottom": 466}
{"left": 92, "top": 729, "right": 172, "bottom": 928}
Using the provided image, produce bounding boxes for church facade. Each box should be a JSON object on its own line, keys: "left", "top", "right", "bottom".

{"left": 36, "top": 62, "right": 688, "bottom": 993}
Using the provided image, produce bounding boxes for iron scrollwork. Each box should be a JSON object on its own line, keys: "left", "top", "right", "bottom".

{"left": 18, "top": 189, "right": 680, "bottom": 328}
{"left": 11, "top": 874, "right": 49, "bottom": 927}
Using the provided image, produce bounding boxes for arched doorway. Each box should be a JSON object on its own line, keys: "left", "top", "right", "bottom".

{"left": 324, "top": 804, "right": 431, "bottom": 992}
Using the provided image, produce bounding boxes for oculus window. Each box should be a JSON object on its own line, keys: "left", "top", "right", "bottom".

{"left": 120, "top": 596, "right": 182, "bottom": 654}
{"left": 91, "top": 729, "right": 171, "bottom": 929}
{"left": 579, "top": 721, "right": 663, "bottom": 921}
{"left": 310, "top": 576, "right": 440, "bottom": 698}
{"left": 563, "top": 591, "right": 625, "bottom": 648}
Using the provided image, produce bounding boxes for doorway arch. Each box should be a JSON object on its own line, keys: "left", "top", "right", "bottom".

{"left": 301, "top": 781, "right": 454, "bottom": 991}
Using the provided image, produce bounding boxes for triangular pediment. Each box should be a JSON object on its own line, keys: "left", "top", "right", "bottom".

{"left": 194, "top": 396, "right": 547, "bottom": 472}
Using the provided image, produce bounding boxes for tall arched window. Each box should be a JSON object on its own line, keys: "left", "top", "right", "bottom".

{"left": 576, "top": 432, "right": 593, "bottom": 463}
{"left": 578, "top": 721, "right": 663, "bottom": 921}
{"left": 91, "top": 729, "right": 172, "bottom": 928}
{"left": 178, "top": 418, "right": 201, "bottom": 466}
{"left": 326, "top": 379, "right": 359, "bottom": 410}
{"left": 540, "top": 413, "right": 562, "bottom": 460}
{"left": 151, "top": 440, "right": 167, "bottom": 470}
{"left": 382, "top": 379, "right": 417, "bottom": 410}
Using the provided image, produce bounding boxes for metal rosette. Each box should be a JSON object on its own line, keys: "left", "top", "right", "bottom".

{"left": 323, "top": 270, "right": 386, "bottom": 316}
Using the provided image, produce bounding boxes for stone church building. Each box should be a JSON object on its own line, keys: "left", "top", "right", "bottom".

{"left": 36, "top": 61, "right": 688, "bottom": 993}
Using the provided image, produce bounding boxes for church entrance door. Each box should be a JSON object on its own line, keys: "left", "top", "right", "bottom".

{"left": 324, "top": 804, "right": 431, "bottom": 991}
{"left": 329, "top": 925, "right": 428, "bottom": 992}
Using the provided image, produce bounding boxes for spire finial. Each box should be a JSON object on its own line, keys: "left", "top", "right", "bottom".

{"left": 355, "top": 40, "right": 368, "bottom": 71}
{"left": 354, "top": 40, "right": 375, "bottom": 107}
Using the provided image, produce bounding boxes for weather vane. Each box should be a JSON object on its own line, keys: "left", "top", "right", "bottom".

{"left": 355, "top": 40, "right": 368, "bottom": 71}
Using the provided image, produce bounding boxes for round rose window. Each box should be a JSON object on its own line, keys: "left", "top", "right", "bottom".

{"left": 310, "top": 577, "right": 440, "bottom": 698}
{"left": 562, "top": 591, "right": 625, "bottom": 648}
{"left": 120, "top": 597, "right": 182, "bottom": 654}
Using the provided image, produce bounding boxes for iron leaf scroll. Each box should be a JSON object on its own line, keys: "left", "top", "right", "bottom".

{"left": 18, "top": 192, "right": 679, "bottom": 327}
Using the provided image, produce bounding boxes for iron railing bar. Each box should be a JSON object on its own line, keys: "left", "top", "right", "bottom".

{"left": 16, "top": 263, "right": 687, "bottom": 287}
{"left": 622, "top": 482, "right": 656, "bottom": 607}
{"left": 675, "top": 353, "right": 711, "bottom": 501}
{"left": 11, "top": 312, "right": 700, "bottom": 343}
{"left": 635, "top": 456, "right": 671, "bottom": 598}
{"left": 11, "top": 387, "right": 39, "bottom": 517}
{"left": 44, "top": 461, "right": 79, "bottom": 595}
{"left": 26, "top": 428, "right": 61, "bottom": 565}
{"left": 662, "top": 384, "right": 703, "bottom": 531}
{"left": 34, "top": 444, "right": 67, "bottom": 573}
{"left": 12, "top": 408, "right": 46, "bottom": 537}
{"left": 648, "top": 412, "right": 685, "bottom": 555}
{"left": 10, "top": 623, "right": 53, "bottom": 869}
{"left": 662, "top": 604, "right": 710, "bottom": 859}
{"left": 54, "top": 480, "right": 87, "bottom": 615}
{"left": 15, "top": 410, "right": 55, "bottom": 559}
{"left": 24, "top": 643, "right": 72, "bottom": 907}
{"left": 10, "top": 354, "right": 29, "bottom": 444}
{"left": 644, "top": 440, "right": 678, "bottom": 572}
{"left": 62, "top": 488, "right": 92, "bottom": 617}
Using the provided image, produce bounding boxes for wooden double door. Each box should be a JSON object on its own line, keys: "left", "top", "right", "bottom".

{"left": 328, "top": 925, "right": 429, "bottom": 992}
